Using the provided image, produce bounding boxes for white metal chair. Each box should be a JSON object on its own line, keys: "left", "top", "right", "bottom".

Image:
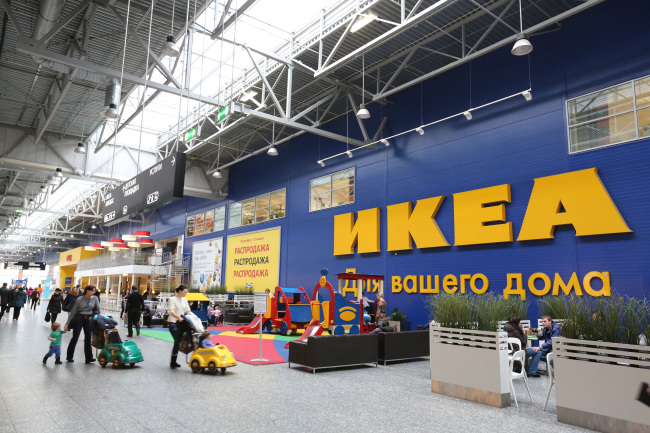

{"left": 507, "top": 337, "right": 522, "bottom": 363}
{"left": 509, "top": 349, "right": 533, "bottom": 408}
{"left": 543, "top": 352, "right": 555, "bottom": 411}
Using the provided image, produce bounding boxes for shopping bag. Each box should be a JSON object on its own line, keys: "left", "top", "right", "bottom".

{"left": 44, "top": 311, "right": 51, "bottom": 322}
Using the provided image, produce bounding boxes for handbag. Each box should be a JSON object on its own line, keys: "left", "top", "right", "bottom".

{"left": 44, "top": 311, "right": 51, "bottom": 322}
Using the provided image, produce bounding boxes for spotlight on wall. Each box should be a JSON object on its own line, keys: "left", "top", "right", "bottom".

{"left": 416, "top": 127, "right": 424, "bottom": 135}
{"left": 346, "top": 150, "right": 353, "bottom": 158}
{"left": 212, "top": 170, "right": 222, "bottom": 179}
{"left": 317, "top": 160, "right": 325, "bottom": 167}
{"left": 380, "top": 139, "right": 390, "bottom": 147}
{"left": 522, "top": 90, "right": 532, "bottom": 101}
{"left": 74, "top": 143, "right": 86, "bottom": 154}
{"left": 267, "top": 146, "right": 278, "bottom": 156}
{"left": 463, "top": 111, "right": 473, "bottom": 120}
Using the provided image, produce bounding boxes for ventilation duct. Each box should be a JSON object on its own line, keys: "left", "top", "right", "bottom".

{"left": 31, "top": 0, "right": 65, "bottom": 66}
{"left": 29, "top": 0, "right": 104, "bottom": 83}
{"left": 101, "top": 79, "right": 121, "bottom": 118}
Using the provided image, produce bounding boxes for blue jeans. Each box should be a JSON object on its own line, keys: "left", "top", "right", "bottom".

{"left": 168, "top": 323, "right": 180, "bottom": 355}
{"left": 526, "top": 347, "right": 550, "bottom": 375}
{"left": 45, "top": 344, "right": 61, "bottom": 360}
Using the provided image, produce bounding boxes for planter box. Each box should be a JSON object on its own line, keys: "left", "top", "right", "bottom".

{"left": 554, "top": 337, "right": 650, "bottom": 433}
{"left": 430, "top": 325, "right": 511, "bottom": 407}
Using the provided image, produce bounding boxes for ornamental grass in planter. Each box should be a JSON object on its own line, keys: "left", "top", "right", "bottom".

{"left": 425, "top": 293, "right": 528, "bottom": 331}
{"left": 547, "top": 293, "right": 650, "bottom": 432}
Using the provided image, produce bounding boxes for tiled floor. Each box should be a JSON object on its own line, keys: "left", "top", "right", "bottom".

{"left": 0, "top": 302, "right": 590, "bottom": 433}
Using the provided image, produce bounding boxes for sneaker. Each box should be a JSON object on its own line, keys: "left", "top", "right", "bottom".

{"left": 55, "top": 359, "right": 62, "bottom": 365}
{"left": 67, "top": 359, "right": 74, "bottom": 362}
{"left": 43, "top": 357, "right": 47, "bottom": 365}
{"left": 85, "top": 358, "right": 96, "bottom": 364}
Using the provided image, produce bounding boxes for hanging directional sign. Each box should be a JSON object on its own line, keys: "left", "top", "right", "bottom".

{"left": 4, "top": 261, "right": 46, "bottom": 270}
{"left": 102, "top": 152, "right": 186, "bottom": 226}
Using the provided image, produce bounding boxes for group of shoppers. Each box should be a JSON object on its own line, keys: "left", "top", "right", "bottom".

{"left": 0, "top": 283, "right": 29, "bottom": 320}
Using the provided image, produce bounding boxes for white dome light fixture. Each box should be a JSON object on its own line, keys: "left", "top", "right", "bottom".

{"left": 55, "top": 168, "right": 63, "bottom": 177}
{"left": 511, "top": 0, "right": 533, "bottom": 56}
{"left": 267, "top": 146, "right": 278, "bottom": 156}
{"left": 212, "top": 170, "right": 222, "bottom": 179}
{"left": 161, "top": 35, "right": 180, "bottom": 57}
{"left": 317, "top": 160, "right": 325, "bottom": 167}
{"left": 74, "top": 142, "right": 86, "bottom": 154}
{"left": 346, "top": 150, "right": 353, "bottom": 158}
{"left": 356, "top": 104, "right": 370, "bottom": 120}
{"left": 463, "top": 111, "right": 473, "bottom": 120}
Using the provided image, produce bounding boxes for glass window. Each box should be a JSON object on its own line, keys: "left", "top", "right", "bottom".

{"left": 567, "top": 76, "right": 650, "bottom": 153}
{"left": 186, "top": 215, "right": 195, "bottom": 237}
{"left": 185, "top": 206, "right": 225, "bottom": 237}
{"left": 214, "top": 207, "right": 225, "bottom": 231}
{"left": 204, "top": 210, "right": 214, "bottom": 233}
{"left": 195, "top": 213, "right": 205, "bottom": 236}
{"left": 228, "top": 188, "right": 286, "bottom": 228}
{"left": 310, "top": 168, "right": 355, "bottom": 212}
{"left": 229, "top": 202, "right": 242, "bottom": 229}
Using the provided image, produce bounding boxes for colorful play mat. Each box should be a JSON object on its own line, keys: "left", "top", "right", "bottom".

{"left": 139, "top": 326, "right": 305, "bottom": 365}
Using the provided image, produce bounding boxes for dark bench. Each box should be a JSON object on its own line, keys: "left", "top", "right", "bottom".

{"left": 288, "top": 334, "right": 378, "bottom": 373}
{"left": 378, "top": 330, "right": 429, "bottom": 365}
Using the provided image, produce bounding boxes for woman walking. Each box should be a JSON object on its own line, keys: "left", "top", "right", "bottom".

{"left": 12, "top": 287, "right": 28, "bottom": 320}
{"left": 167, "top": 285, "right": 190, "bottom": 369}
{"left": 65, "top": 285, "right": 101, "bottom": 363}
{"left": 47, "top": 288, "right": 64, "bottom": 323}
{"left": 375, "top": 293, "right": 387, "bottom": 324}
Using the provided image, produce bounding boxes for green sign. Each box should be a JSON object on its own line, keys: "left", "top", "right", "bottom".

{"left": 184, "top": 127, "right": 197, "bottom": 142}
{"left": 216, "top": 105, "right": 230, "bottom": 124}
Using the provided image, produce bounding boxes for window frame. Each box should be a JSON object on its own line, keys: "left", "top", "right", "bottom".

{"left": 228, "top": 188, "right": 286, "bottom": 229}
{"left": 185, "top": 205, "right": 226, "bottom": 238}
{"left": 566, "top": 75, "right": 650, "bottom": 154}
{"left": 309, "top": 167, "right": 355, "bottom": 213}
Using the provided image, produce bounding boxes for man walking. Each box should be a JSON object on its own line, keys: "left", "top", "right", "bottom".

{"left": 126, "top": 285, "right": 144, "bottom": 337}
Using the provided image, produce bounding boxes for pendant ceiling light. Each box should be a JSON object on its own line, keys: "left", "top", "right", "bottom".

{"left": 161, "top": 1, "right": 179, "bottom": 57}
{"left": 128, "top": 241, "right": 140, "bottom": 248}
{"left": 267, "top": 146, "right": 278, "bottom": 156}
{"left": 512, "top": 0, "right": 533, "bottom": 56}
{"left": 122, "top": 234, "right": 137, "bottom": 241}
{"left": 357, "top": 54, "right": 370, "bottom": 120}
{"left": 55, "top": 168, "right": 63, "bottom": 177}
{"left": 74, "top": 143, "right": 86, "bottom": 154}
{"left": 135, "top": 231, "right": 150, "bottom": 238}
{"left": 212, "top": 170, "right": 222, "bottom": 178}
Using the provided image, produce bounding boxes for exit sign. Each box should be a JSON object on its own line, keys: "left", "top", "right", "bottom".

{"left": 184, "top": 127, "right": 197, "bottom": 142}
{"left": 216, "top": 105, "right": 230, "bottom": 124}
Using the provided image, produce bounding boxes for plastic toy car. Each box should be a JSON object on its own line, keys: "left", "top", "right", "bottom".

{"left": 189, "top": 344, "right": 236, "bottom": 374}
{"left": 98, "top": 341, "right": 144, "bottom": 368}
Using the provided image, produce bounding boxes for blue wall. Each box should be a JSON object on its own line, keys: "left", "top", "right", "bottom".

{"left": 93, "top": 0, "right": 650, "bottom": 326}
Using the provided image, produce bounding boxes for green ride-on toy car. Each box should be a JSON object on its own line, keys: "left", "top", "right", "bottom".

{"left": 98, "top": 340, "right": 143, "bottom": 368}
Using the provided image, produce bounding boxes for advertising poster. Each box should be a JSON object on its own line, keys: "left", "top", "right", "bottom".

{"left": 225, "top": 227, "right": 280, "bottom": 292}
{"left": 190, "top": 237, "right": 223, "bottom": 292}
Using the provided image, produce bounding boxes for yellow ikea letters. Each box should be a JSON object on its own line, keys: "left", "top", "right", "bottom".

{"left": 333, "top": 168, "right": 631, "bottom": 255}
{"left": 454, "top": 184, "right": 513, "bottom": 246}
{"left": 386, "top": 197, "right": 449, "bottom": 251}
{"left": 517, "top": 168, "right": 632, "bottom": 240}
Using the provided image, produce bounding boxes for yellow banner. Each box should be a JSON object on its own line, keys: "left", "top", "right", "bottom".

{"left": 225, "top": 227, "right": 280, "bottom": 292}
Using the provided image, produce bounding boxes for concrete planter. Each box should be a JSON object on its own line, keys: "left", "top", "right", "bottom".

{"left": 430, "top": 325, "right": 511, "bottom": 407}
{"left": 554, "top": 337, "right": 650, "bottom": 432}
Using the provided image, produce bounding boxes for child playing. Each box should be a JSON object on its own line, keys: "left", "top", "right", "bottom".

{"left": 199, "top": 330, "right": 215, "bottom": 348}
{"left": 43, "top": 322, "right": 63, "bottom": 365}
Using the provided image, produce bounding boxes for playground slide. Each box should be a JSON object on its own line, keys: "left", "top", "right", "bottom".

{"left": 236, "top": 316, "right": 261, "bottom": 334}
{"left": 284, "top": 320, "right": 324, "bottom": 349}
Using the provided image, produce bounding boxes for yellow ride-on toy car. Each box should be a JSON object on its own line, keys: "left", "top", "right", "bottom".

{"left": 189, "top": 343, "right": 236, "bottom": 374}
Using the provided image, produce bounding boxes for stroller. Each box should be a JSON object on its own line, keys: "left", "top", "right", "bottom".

{"left": 178, "top": 312, "right": 204, "bottom": 355}
{"left": 92, "top": 314, "right": 144, "bottom": 368}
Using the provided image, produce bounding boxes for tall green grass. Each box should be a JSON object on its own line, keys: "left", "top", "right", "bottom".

{"left": 537, "top": 293, "right": 649, "bottom": 344}
{"left": 425, "top": 293, "right": 528, "bottom": 332}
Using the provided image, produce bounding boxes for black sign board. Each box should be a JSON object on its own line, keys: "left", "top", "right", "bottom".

{"left": 4, "top": 261, "right": 46, "bottom": 270}
{"left": 102, "top": 152, "right": 186, "bottom": 226}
